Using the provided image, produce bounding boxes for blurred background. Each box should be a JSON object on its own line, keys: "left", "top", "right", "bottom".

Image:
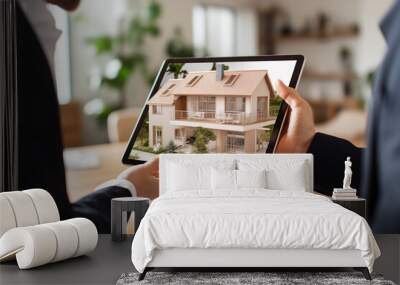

{"left": 53, "top": 0, "right": 393, "bottom": 200}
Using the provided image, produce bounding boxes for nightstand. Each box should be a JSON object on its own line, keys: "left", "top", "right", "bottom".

{"left": 111, "top": 197, "right": 150, "bottom": 242}
{"left": 331, "top": 198, "right": 366, "bottom": 218}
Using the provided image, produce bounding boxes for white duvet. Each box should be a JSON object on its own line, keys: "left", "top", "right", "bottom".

{"left": 131, "top": 190, "right": 380, "bottom": 273}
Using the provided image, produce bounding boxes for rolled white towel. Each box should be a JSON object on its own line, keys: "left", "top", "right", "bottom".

{"left": 0, "top": 196, "right": 17, "bottom": 237}
{"left": 0, "top": 189, "right": 60, "bottom": 238}
{"left": 65, "top": 218, "right": 98, "bottom": 257}
{"left": 42, "top": 221, "right": 79, "bottom": 262}
{"left": 0, "top": 191, "right": 39, "bottom": 227}
{"left": 0, "top": 218, "right": 98, "bottom": 269}
{"left": 0, "top": 226, "right": 57, "bottom": 268}
{"left": 23, "top": 189, "right": 59, "bottom": 224}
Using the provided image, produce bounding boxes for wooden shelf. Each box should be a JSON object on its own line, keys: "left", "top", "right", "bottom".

{"left": 302, "top": 70, "right": 357, "bottom": 82}
{"left": 276, "top": 27, "right": 358, "bottom": 43}
{"left": 306, "top": 97, "right": 361, "bottom": 124}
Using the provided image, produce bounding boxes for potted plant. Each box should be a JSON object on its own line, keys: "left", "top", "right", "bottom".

{"left": 85, "top": 1, "right": 162, "bottom": 124}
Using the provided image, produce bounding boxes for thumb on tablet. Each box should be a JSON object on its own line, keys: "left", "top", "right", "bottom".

{"left": 276, "top": 80, "right": 303, "bottom": 109}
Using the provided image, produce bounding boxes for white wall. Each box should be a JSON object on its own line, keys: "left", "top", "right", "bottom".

{"left": 356, "top": 0, "right": 394, "bottom": 74}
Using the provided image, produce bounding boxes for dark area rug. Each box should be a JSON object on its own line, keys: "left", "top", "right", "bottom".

{"left": 117, "top": 272, "right": 396, "bottom": 285}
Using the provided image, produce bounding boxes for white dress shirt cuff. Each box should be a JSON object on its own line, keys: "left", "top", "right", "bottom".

{"left": 95, "top": 179, "right": 136, "bottom": 196}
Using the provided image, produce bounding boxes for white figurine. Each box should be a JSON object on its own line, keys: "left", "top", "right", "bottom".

{"left": 343, "top": 157, "right": 353, "bottom": 189}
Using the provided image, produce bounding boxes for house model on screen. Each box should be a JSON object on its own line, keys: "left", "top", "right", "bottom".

{"left": 146, "top": 64, "right": 276, "bottom": 153}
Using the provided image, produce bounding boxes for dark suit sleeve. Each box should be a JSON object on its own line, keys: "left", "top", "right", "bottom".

{"left": 70, "top": 186, "right": 132, "bottom": 234}
{"left": 307, "top": 133, "right": 363, "bottom": 196}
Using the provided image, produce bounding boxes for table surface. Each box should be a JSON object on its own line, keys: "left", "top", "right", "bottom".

{"left": 1, "top": 235, "right": 399, "bottom": 284}
{"left": 0, "top": 235, "right": 134, "bottom": 285}
{"left": 65, "top": 143, "right": 129, "bottom": 202}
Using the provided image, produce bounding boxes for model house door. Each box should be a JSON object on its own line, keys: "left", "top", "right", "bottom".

{"left": 226, "top": 133, "right": 245, "bottom": 153}
{"left": 153, "top": 126, "right": 163, "bottom": 146}
{"left": 257, "top": 97, "right": 268, "bottom": 120}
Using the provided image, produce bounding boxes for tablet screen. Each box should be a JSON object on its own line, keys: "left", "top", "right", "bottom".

{"left": 123, "top": 56, "right": 304, "bottom": 164}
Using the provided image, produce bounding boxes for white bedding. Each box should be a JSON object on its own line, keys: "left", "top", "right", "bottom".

{"left": 131, "top": 190, "right": 380, "bottom": 273}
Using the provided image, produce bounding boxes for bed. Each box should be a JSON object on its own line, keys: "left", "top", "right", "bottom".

{"left": 131, "top": 154, "right": 380, "bottom": 281}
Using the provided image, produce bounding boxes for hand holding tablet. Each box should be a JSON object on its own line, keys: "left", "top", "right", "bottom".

{"left": 122, "top": 55, "right": 305, "bottom": 165}
{"left": 275, "top": 80, "right": 316, "bottom": 153}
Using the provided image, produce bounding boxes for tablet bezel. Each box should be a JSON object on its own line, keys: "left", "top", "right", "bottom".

{"left": 122, "top": 55, "right": 304, "bottom": 165}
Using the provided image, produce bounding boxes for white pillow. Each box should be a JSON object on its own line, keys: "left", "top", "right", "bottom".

{"left": 211, "top": 168, "right": 236, "bottom": 190}
{"left": 236, "top": 169, "right": 267, "bottom": 189}
{"left": 266, "top": 162, "right": 306, "bottom": 191}
{"left": 166, "top": 158, "right": 236, "bottom": 192}
{"left": 167, "top": 162, "right": 210, "bottom": 191}
{"left": 238, "top": 159, "right": 308, "bottom": 192}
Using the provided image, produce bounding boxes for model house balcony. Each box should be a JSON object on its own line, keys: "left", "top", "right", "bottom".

{"left": 174, "top": 110, "right": 271, "bottom": 126}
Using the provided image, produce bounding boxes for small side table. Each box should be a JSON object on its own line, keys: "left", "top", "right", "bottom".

{"left": 111, "top": 197, "right": 150, "bottom": 242}
{"left": 332, "top": 197, "right": 366, "bottom": 218}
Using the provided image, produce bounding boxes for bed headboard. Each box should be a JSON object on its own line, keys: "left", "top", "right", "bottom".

{"left": 159, "top": 154, "right": 314, "bottom": 195}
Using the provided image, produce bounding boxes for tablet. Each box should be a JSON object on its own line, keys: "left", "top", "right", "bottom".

{"left": 122, "top": 55, "right": 304, "bottom": 165}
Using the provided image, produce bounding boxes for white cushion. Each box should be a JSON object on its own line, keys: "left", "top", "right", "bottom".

{"left": 0, "top": 190, "right": 60, "bottom": 238}
{"left": 65, "top": 218, "right": 98, "bottom": 257}
{"left": 167, "top": 163, "right": 211, "bottom": 191}
{"left": 0, "top": 189, "right": 98, "bottom": 269}
{"left": 0, "top": 218, "right": 97, "bottom": 269}
{"left": 167, "top": 160, "right": 235, "bottom": 192}
{"left": 266, "top": 162, "right": 306, "bottom": 191}
{"left": 23, "top": 189, "right": 60, "bottom": 224}
{"left": 0, "top": 196, "right": 17, "bottom": 237}
{"left": 211, "top": 169, "right": 267, "bottom": 191}
{"left": 160, "top": 154, "right": 236, "bottom": 194}
{"left": 42, "top": 221, "right": 79, "bottom": 262}
{"left": 238, "top": 159, "right": 308, "bottom": 192}
{"left": 236, "top": 169, "right": 267, "bottom": 189}
{"left": 211, "top": 168, "right": 237, "bottom": 190}
{"left": 0, "top": 192, "right": 39, "bottom": 227}
{"left": 160, "top": 154, "right": 313, "bottom": 193}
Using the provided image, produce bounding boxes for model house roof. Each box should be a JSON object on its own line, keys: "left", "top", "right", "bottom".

{"left": 173, "top": 69, "right": 273, "bottom": 97}
{"left": 147, "top": 79, "right": 184, "bottom": 105}
{"left": 147, "top": 69, "right": 273, "bottom": 106}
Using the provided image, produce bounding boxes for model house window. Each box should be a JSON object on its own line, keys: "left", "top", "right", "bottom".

{"left": 153, "top": 126, "right": 162, "bottom": 146}
{"left": 152, "top": 105, "right": 162, "bottom": 114}
{"left": 224, "top": 74, "right": 239, "bottom": 86}
{"left": 198, "top": 96, "right": 216, "bottom": 112}
{"left": 257, "top": 97, "right": 268, "bottom": 114}
{"left": 161, "top": 83, "right": 176, "bottom": 96}
{"left": 174, "top": 128, "right": 184, "bottom": 139}
{"left": 186, "top": 75, "right": 202, "bottom": 87}
{"left": 226, "top": 96, "right": 245, "bottom": 112}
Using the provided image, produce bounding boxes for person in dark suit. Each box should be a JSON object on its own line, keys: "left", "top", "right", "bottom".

{"left": 275, "top": 0, "right": 400, "bottom": 233}
{"left": 17, "top": 0, "right": 158, "bottom": 234}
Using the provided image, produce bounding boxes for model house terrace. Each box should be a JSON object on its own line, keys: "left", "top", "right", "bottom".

{"left": 147, "top": 66, "right": 276, "bottom": 153}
